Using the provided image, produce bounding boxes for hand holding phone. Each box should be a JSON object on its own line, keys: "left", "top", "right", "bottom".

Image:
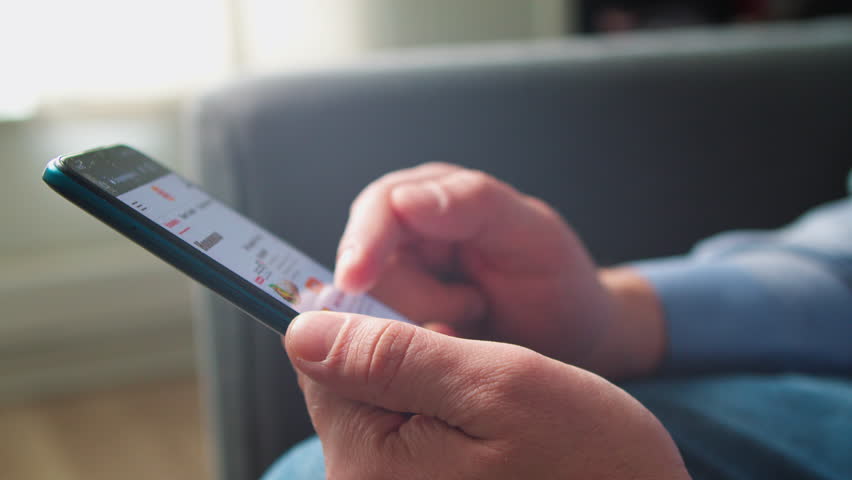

{"left": 43, "top": 145, "right": 408, "bottom": 334}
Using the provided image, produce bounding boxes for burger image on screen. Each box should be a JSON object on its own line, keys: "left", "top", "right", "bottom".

{"left": 269, "top": 279, "right": 300, "bottom": 305}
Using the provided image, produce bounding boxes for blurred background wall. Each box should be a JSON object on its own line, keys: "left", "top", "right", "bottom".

{"left": 1, "top": 0, "right": 848, "bottom": 402}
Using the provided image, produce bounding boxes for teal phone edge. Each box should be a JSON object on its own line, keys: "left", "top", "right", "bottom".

{"left": 42, "top": 148, "right": 297, "bottom": 335}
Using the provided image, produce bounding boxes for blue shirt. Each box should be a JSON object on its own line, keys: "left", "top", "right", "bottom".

{"left": 636, "top": 195, "right": 852, "bottom": 374}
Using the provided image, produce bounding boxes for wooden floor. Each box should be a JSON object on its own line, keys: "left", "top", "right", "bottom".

{"left": 0, "top": 377, "right": 210, "bottom": 480}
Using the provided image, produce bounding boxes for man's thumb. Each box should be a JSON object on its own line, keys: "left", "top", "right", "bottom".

{"left": 285, "top": 311, "right": 541, "bottom": 439}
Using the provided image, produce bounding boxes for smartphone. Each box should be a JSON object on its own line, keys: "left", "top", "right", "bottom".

{"left": 42, "top": 144, "right": 408, "bottom": 334}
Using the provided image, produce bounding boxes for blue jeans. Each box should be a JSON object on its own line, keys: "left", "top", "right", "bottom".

{"left": 262, "top": 374, "right": 852, "bottom": 480}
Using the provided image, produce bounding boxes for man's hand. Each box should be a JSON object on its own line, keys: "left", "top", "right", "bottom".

{"left": 285, "top": 311, "right": 689, "bottom": 480}
{"left": 335, "top": 163, "right": 665, "bottom": 378}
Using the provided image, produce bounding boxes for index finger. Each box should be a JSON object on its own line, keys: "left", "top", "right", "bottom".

{"left": 335, "top": 163, "right": 460, "bottom": 293}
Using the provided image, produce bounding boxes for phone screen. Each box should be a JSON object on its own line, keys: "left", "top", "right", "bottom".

{"left": 60, "top": 146, "right": 406, "bottom": 322}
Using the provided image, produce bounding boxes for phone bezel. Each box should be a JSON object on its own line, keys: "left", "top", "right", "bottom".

{"left": 45, "top": 145, "right": 300, "bottom": 334}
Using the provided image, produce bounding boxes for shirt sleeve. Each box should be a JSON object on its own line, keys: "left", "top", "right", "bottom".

{"left": 633, "top": 197, "right": 852, "bottom": 375}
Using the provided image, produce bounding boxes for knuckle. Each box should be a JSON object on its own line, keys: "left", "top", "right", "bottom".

{"left": 372, "top": 162, "right": 454, "bottom": 191}
{"left": 332, "top": 318, "right": 418, "bottom": 396}
{"left": 446, "top": 169, "right": 509, "bottom": 206}
{"left": 365, "top": 322, "right": 418, "bottom": 393}
{"left": 441, "top": 169, "right": 495, "bottom": 206}
{"left": 417, "top": 161, "right": 457, "bottom": 172}
{"left": 454, "top": 168, "right": 493, "bottom": 191}
{"left": 467, "top": 347, "right": 550, "bottom": 406}
{"left": 349, "top": 163, "right": 464, "bottom": 216}
{"left": 348, "top": 171, "right": 410, "bottom": 215}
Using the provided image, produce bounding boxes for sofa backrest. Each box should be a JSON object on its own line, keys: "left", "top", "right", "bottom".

{"left": 192, "top": 19, "right": 852, "bottom": 480}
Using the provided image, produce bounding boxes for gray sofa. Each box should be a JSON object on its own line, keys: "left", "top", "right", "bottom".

{"left": 191, "top": 19, "right": 852, "bottom": 480}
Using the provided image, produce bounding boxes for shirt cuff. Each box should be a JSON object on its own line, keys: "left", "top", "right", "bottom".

{"left": 632, "top": 257, "right": 781, "bottom": 374}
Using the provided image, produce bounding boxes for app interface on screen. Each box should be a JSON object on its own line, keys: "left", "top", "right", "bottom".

{"left": 115, "top": 172, "right": 407, "bottom": 321}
